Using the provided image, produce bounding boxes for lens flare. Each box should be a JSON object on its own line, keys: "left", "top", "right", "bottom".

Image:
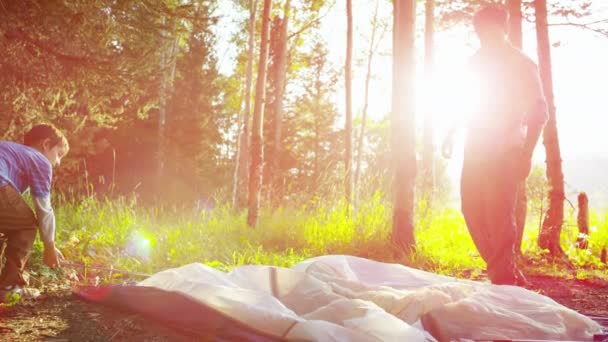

{"left": 125, "top": 231, "right": 152, "bottom": 260}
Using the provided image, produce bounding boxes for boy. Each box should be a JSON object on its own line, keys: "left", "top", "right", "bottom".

{"left": 442, "top": 6, "right": 547, "bottom": 285}
{"left": 0, "top": 123, "right": 68, "bottom": 298}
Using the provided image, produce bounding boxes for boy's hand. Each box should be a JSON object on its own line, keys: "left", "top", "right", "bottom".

{"left": 43, "top": 242, "right": 64, "bottom": 268}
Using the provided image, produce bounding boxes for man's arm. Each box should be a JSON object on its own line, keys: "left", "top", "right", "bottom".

{"left": 519, "top": 60, "right": 548, "bottom": 177}
{"left": 522, "top": 99, "right": 547, "bottom": 160}
{"left": 524, "top": 59, "right": 548, "bottom": 153}
{"left": 442, "top": 120, "right": 463, "bottom": 159}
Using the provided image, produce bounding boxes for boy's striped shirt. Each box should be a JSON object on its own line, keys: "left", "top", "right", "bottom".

{"left": 0, "top": 141, "right": 52, "bottom": 198}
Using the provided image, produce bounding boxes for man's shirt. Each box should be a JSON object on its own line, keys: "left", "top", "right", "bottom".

{"left": 465, "top": 43, "right": 547, "bottom": 155}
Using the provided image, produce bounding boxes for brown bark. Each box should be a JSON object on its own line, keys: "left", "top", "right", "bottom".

{"left": 507, "top": 0, "right": 523, "bottom": 49}
{"left": 157, "top": 38, "right": 167, "bottom": 192}
{"left": 421, "top": 0, "right": 435, "bottom": 203}
{"left": 535, "top": 0, "right": 566, "bottom": 257}
{"left": 576, "top": 192, "right": 589, "bottom": 249}
{"left": 312, "top": 53, "right": 323, "bottom": 192}
{"left": 314, "top": 103, "right": 320, "bottom": 188}
{"left": 345, "top": 0, "right": 353, "bottom": 205}
{"left": 391, "top": 0, "right": 417, "bottom": 252}
{"left": 270, "top": 0, "right": 290, "bottom": 202}
{"left": 157, "top": 19, "right": 179, "bottom": 194}
{"left": 247, "top": 0, "right": 272, "bottom": 227}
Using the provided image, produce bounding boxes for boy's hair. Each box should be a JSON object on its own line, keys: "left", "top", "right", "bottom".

{"left": 473, "top": 5, "right": 509, "bottom": 31}
{"left": 24, "top": 124, "right": 70, "bottom": 155}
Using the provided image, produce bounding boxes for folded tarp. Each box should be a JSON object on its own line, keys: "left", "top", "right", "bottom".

{"left": 75, "top": 255, "right": 604, "bottom": 341}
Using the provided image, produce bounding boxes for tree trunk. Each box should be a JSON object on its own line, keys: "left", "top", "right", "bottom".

{"left": 507, "top": 0, "right": 527, "bottom": 255}
{"left": 354, "top": 0, "right": 383, "bottom": 209}
{"left": 313, "top": 61, "right": 322, "bottom": 192}
{"left": 157, "top": 19, "right": 179, "bottom": 195}
{"left": 391, "top": 0, "right": 417, "bottom": 252}
{"left": 345, "top": 0, "right": 353, "bottom": 205}
{"left": 421, "top": 0, "right": 435, "bottom": 205}
{"left": 535, "top": 0, "right": 566, "bottom": 257}
{"left": 314, "top": 103, "right": 320, "bottom": 191}
{"left": 232, "top": 0, "right": 258, "bottom": 210}
{"left": 507, "top": 0, "right": 523, "bottom": 49}
{"left": 576, "top": 192, "right": 589, "bottom": 249}
{"left": 247, "top": 0, "right": 272, "bottom": 227}
{"left": 157, "top": 20, "right": 168, "bottom": 193}
{"left": 270, "top": 0, "right": 290, "bottom": 203}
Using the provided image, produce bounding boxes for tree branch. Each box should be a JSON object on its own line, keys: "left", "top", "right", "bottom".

{"left": 288, "top": 1, "right": 336, "bottom": 40}
{"left": 140, "top": 0, "right": 219, "bottom": 24}
{"left": 3, "top": 29, "right": 164, "bottom": 78}
{"left": 547, "top": 19, "right": 608, "bottom": 39}
{"left": 4, "top": 29, "right": 112, "bottom": 68}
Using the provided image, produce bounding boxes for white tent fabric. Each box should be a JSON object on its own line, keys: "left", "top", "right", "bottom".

{"left": 138, "top": 255, "right": 602, "bottom": 341}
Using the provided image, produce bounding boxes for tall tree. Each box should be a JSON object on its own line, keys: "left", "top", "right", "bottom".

{"left": 534, "top": 0, "right": 566, "bottom": 257}
{"left": 232, "top": 0, "right": 258, "bottom": 209}
{"left": 91, "top": 2, "right": 223, "bottom": 203}
{"left": 354, "top": 0, "right": 386, "bottom": 208}
{"left": 269, "top": 0, "right": 291, "bottom": 202}
{"left": 288, "top": 40, "right": 341, "bottom": 197}
{"left": 247, "top": 0, "right": 272, "bottom": 227}
{"left": 391, "top": 0, "right": 417, "bottom": 251}
{"left": 507, "top": 0, "right": 523, "bottom": 48}
{"left": 345, "top": 0, "right": 354, "bottom": 205}
{"left": 164, "top": 3, "right": 224, "bottom": 202}
{"left": 156, "top": 18, "right": 180, "bottom": 194}
{"left": 421, "top": 0, "right": 435, "bottom": 204}
{"left": 262, "top": 0, "right": 330, "bottom": 205}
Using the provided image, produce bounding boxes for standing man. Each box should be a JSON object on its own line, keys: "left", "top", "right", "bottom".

{"left": 442, "top": 6, "right": 547, "bottom": 285}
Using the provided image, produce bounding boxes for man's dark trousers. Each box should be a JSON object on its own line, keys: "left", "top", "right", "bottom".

{"left": 461, "top": 148, "right": 521, "bottom": 283}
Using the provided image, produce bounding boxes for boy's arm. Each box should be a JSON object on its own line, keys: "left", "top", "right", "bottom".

{"left": 33, "top": 196, "right": 64, "bottom": 267}
{"left": 28, "top": 155, "right": 64, "bottom": 266}
{"left": 33, "top": 195, "right": 55, "bottom": 243}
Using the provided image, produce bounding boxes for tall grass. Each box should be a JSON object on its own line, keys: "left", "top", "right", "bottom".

{"left": 31, "top": 191, "right": 608, "bottom": 282}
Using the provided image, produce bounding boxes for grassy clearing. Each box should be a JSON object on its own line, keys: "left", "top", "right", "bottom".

{"left": 28, "top": 192, "right": 608, "bottom": 283}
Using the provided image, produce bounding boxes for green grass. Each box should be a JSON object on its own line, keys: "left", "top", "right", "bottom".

{"left": 28, "top": 192, "right": 608, "bottom": 283}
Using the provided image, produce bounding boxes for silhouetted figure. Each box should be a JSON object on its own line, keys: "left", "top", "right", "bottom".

{"left": 442, "top": 6, "right": 548, "bottom": 286}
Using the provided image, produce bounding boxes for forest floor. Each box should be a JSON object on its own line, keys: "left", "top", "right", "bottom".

{"left": 0, "top": 272, "right": 607, "bottom": 341}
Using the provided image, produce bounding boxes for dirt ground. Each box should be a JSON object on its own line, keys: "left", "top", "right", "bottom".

{"left": 0, "top": 287, "right": 193, "bottom": 341}
{"left": 0, "top": 275, "right": 606, "bottom": 341}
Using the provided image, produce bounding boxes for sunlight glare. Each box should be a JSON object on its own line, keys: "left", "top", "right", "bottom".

{"left": 419, "top": 66, "right": 480, "bottom": 128}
